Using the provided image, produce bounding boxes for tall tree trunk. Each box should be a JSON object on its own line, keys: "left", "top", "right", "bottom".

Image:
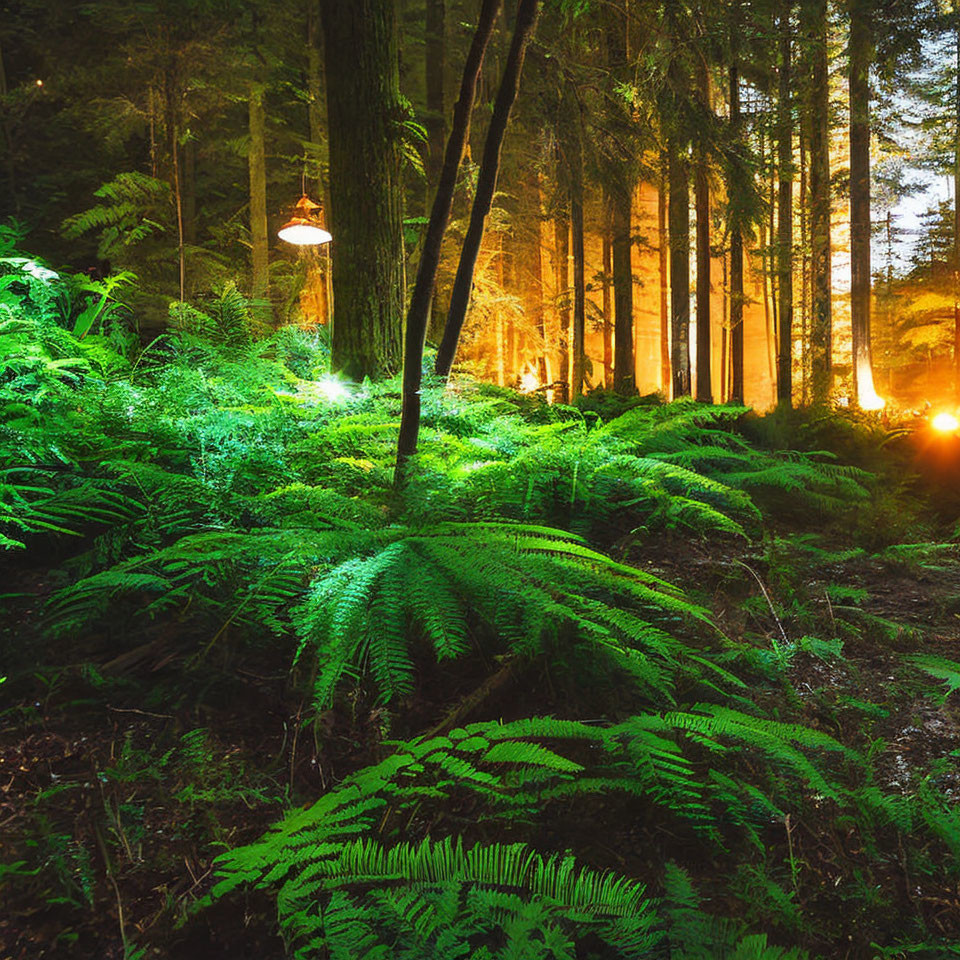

{"left": 182, "top": 138, "right": 197, "bottom": 247}
{"left": 611, "top": 181, "right": 634, "bottom": 395}
{"left": 609, "top": 6, "right": 635, "bottom": 395}
{"left": 800, "top": 125, "right": 810, "bottom": 404}
{"left": 322, "top": 0, "right": 405, "bottom": 380}
{"left": 395, "top": 0, "right": 501, "bottom": 476}
{"left": 171, "top": 121, "right": 186, "bottom": 304}
{"left": 729, "top": 60, "right": 744, "bottom": 405}
{"left": 602, "top": 215, "right": 613, "bottom": 387}
{"left": 669, "top": 138, "right": 691, "bottom": 397}
{"left": 849, "top": 0, "right": 877, "bottom": 407}
{"left": 307, "top": 1, "right": 330, "bottom": 325}
{"left": 425, "top": 0, "right": 446, "bottom": 189}
{"left": 803, "top": 0, "right": 832, "bottom": 403}
{"left": 435, "top": 0, "right": 540, "bottom": 378}
{"left": 658, "top": 149, "right": 670, "bottom": 393}
{"left": 695, "top": 57, "right": 712, "bottom": 403}
{"left": 567, "top": 95, "right": 586, "bottom": 399}
{"left": 777, "top": 5, "right": 794, "bottom": 407}
{"left": 554, "top": 205, "right": 570, "bottom": 400}
{"left": 248, "top": 86, "right": 269, "bottom": 307}
{"left": 955, "top": 11, "right": 960, "bottom": 402}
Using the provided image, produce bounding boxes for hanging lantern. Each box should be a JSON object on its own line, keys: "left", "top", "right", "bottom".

{"left": 278, "top": 194, "right": 332, "bottom": 246}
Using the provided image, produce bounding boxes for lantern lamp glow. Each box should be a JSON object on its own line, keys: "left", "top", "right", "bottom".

{"left": 278, "top": 195, "right": 332, "bottom": 246}
{"left": 931, "top": 412, "right": 959, "bottom": 433}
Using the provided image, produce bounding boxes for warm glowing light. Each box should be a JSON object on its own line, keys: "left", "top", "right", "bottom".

{"left": 854, "top": 360, "right": 885, "bottom": 411}
{"left": 932, "top": 412, "right": 959, "bottom": 433}
{"left": 278, "top": 194, "right": 332, "bottom": 246}
{"left": 35, "top": 79, "right": 43, "bottom": 87}
{"left": 278, "top": 222, "right": 332, "bottom": 245}
{"left": 859, "top": 390, "right": 885, "bottom": 411}
{"left": 519, "top": 371, "right": 539, "bottom": 393}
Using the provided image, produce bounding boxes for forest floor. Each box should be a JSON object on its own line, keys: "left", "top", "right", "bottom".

{"left": 3, "top": 470, "right": 960, "bottom": 959}
{"left": 3, "top": 282, "right": 960, "bottom": 957}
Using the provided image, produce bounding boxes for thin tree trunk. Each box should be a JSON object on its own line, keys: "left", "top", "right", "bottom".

{"left": 322, "top": 0, "right": 405, "bottom": 380}
{"left": 777, "top": 5, "right": 794, "bottom": 406}
{"left": 849, "top": 0, "right": 876, "bottom": 406}
{"left": 568, "top": 96, "right": 586, "bottom": 399}
{"left": 800, "top": 126, "right": 809, "bottom": 404}
{"left": 182, "top": 137, "right": 197, "bottom": 246}
{"left": 435, "top": 0, "right": 540, "bottom": 378}
{"left": 659, "top": 149, "right": 670, "bottom": 394}
{"left": 307, "top": 1, "right": 330, "bottom": 325}
{"left": 248, "top": 86, "right": 269, "bottom": 306}
{"left": 669, "top": 138, "right": 691, "bottom": 397}
{"left": 695, "top": 57, "right": 712, "bottom": 403}
{"left": 804, "top": 0, "right": 832, "bottom": 403}
{"left": 555, "top": 205, "right": 570, "bottom": 400}
{"left": 609, "top": 6, "right": 635, "bottom": 396}
{"left": 955, "top": 11, "right": 960, "bottom": 402}
{"left": 602, "top": 213, "right": 613, "bottom": 387}
{"left": 395, "top": 0, "right": 501, "bottom": 476}
{"left": 729, "top": 60, "right": 744, "bottom": 405}
{"left": 172, "top": 121, "right": 185, "bottom": 303}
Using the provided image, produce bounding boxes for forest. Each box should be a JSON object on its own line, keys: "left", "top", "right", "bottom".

{"left": 3, "top": 0, "right": 960, "bottom": 957}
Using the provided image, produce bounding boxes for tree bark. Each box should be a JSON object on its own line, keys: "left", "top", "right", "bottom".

{"left": 777, "top": 6, "right": 794, "bottom": 407}
{"left": 669, "top": 138, "right": 691, "bottom": 397}
{"left": 955, "top": 11, "right": 960, "bottom": 402}
{"left": 658, "top": 149, "right": 670, "bottom": 394}
{"left": 602, "top": 212, "right": 613, "bottom": 387}
{"left": 395, "top": 0, "right": 501, "bottom": 477}
{"left": 567, "top": 95, "right": 586, "bottom": 399}
{"left": 554, "top": 204, "right": 570, "bottom": 399}
{"left": 435, "top": 0, "right": 540, "bottom": 378}
{"left": 609, "top": 8, "right": 635, "bottom": 396}
{"left": 695, "top": 56, "right": 712, "bottom": 403}
{"left": 248, "top": 85, "right": 269, "bottom": 306}
{"left": 849, "top": 0, "right": 876, "bottom": 406}
{"left": 803, "top": 0, "right": 832, "bottom": 403}
{"left": 321, "top": 0, "right": 405, "bottom": 380}
{"left": 729, "top": 60, "right": 744, "bottom": 405}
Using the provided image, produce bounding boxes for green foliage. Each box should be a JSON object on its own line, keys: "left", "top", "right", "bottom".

{"left": 212, "top": 709, "right": 848, "bottom": 956}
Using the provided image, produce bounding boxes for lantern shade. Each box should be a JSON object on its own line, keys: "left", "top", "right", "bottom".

{"left": 278, "top": 221, "right": 332, "bottom": 245}
{"left": 278, "top": 194, "right": 332, "bottom": 246}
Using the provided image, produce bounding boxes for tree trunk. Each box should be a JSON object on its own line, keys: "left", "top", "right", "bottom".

{"left": 182, "top": 137, "right": 197, "bottom": 247}
{"left": 567, "top": 95, "right": 586, "bottom": 399}
{"left": 435, "top": 0, "right": 540, "bottom": 378}
{"left": 803, "top": 0, "right": 832, "bottom": 403}
{"left": 394, "top": 0, "right": 501, "bottom": 476}
{"left": 608, "top": 5, "right": 635, "bottom": 396}
{"left": 955, "top": 12, "right": 960, "bottom": 403}
{"left": 695, "top": 57, "right": 712, "bottom": 403}
{"left": 777, "top": 6, "right": 794, "bottom": 407}
{"left": 849, "top": 0, "right": 877, "bottom": 407}
{"left": 307, "top": 1, "right": 330, "bottom": 325}
{"left": 554, "top": 204, "right": 570, "bottom": 399}
{"left": 658, "top": 149, "right": 670, "bottom": 394}
{"left": 248, "top": 86, "right": 269, "bottom": 306}
{"left": 602, "top": 214, "right": 613, "bottom": 387}
{"left": 321, "top": 0, "right": 405, "bottom": 380}
{"left": 425, "top": 0, "right": 446, "bottom": 190}
{"left": 729, "top": 60, "right": 744, "bottom": 405}
{"left": 669, "top": 138, "right": 691, "bottom": 397}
